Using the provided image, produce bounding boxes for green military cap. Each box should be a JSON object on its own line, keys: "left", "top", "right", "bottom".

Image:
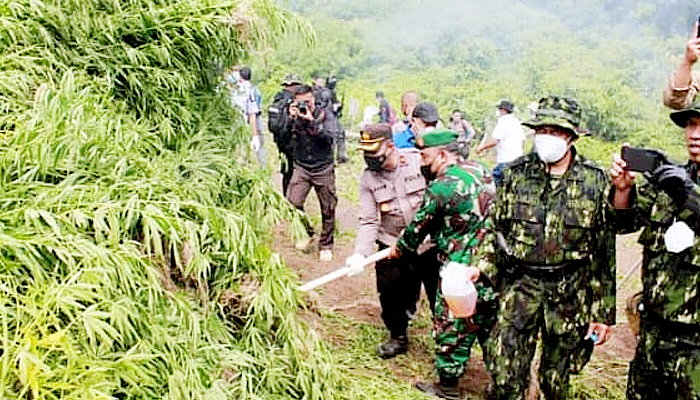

{"left": 358, "top": 123, "right": 393, "bottom": 152}
{"left": 417, "top": 129, "right": 458, "bottom": 149}
{"left": 670, "top": 101, "right": 700, "bottom": 127}
{"left": 522, "top": 95, "right": 588, "bottom": 136}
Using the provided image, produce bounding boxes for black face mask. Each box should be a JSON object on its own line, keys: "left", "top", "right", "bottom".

{"left": 364, "top": 155, "right": 386, "bottom": 171}
{"left": 421, "top": 164, "right": 436, "bottom": 181}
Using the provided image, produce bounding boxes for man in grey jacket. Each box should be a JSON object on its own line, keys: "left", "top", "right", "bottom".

{"left": 346, "top": 123, "right": 440, "bottom": 358}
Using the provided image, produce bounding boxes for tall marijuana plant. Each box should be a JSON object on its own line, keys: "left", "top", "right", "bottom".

{"left": 0, "top": 1, "right": 332, "bottom": 399}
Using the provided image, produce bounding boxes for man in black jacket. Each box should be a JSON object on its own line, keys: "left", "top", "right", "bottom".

{"left": 268, "top": 74, "right": 303, "bottom": 195}
{"left": 285, "top": 85, "right": 337, "bottom": 261}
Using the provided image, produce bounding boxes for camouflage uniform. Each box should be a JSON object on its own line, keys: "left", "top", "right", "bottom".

{"left": 397, "top": 159, "right": 497, "bottom": 380}
{"left": 487, "top": 96, "right": 616, "bottom": 400}
{"left": 621, "top": 163, "right": 700, "bottom": 399}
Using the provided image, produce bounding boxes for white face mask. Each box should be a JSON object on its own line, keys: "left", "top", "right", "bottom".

{"left": 534, "top": 134, "right": 569, "bottom": 163}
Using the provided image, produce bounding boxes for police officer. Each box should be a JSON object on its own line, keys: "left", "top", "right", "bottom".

{"left": 487, "top": 96, "right": 616, "bottom": 400}
{"left": 611, "top": 101, "right": 700, "bottom": 399}
{"left": 389, "top": 129, "right": 497, "bottom": 400}
{"left": 346, "top": 123, "right": 439, "bottom": 358}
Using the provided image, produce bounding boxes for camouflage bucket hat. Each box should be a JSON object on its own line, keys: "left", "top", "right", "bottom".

{"left": 670, "top": 101, "right": 700, "bottom": 127}
{"left": 523, "top": 95, "right": 588, "bottom": 135}
{"left": 282, "top": 73, "right": 303, "bottom": 86}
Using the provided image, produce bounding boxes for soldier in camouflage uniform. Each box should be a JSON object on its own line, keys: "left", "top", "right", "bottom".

{"left": 611, "top": 102, "right": 700, "bottom": 399}
{"left": 388, "top": 129, "right": 497, "bottom": 400}
{"left": 486, "top": 96, "right": 616, "bottom": 400}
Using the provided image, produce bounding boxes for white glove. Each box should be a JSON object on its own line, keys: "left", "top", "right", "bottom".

{"left": 346, "top": 253, "right": 366, "bottom": 276}
{"left": 250, "top": 135, "right": 261, "bottom": 152}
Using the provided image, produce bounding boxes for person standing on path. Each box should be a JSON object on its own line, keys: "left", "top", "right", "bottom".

{"left": 345, "top": 123, "right": 440, "bottom": 359}
{"left": 389, "top": 129, "right": 497, "bottom": 400}
{"left": 486, "top": 96, "right": 616, "bottom": 400}
{"left": 285, "top": 84, "right": 337, "bottom": 262}
{"left": 475, "top": 99, "right": 525, "bottom": 186}
{"left": 611, "top": 100, "right": 700, "bottom": 399}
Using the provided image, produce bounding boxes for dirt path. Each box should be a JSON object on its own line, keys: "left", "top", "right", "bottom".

{"left": 270, "top": 152, "right": 642, "bottom": 398}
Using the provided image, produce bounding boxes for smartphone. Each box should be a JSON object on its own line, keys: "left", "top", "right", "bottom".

{"left": 621, "top": 147, "right": 666, "bottom": 173}
{"left": 697, "top": 15, "right": 700, "bottom": 37}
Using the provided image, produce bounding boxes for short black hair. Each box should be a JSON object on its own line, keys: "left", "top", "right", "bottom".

{"left": 240, "top": 67, "right": 251, "bottom": 81}
{"left": 452, "top": 109, "right": 463, "bottom": 115}
{"left": 375, "top": 91, "right": 384, "bottom": 99}
{"left": 294, "top": 84, "right": 314, "bottom": 97}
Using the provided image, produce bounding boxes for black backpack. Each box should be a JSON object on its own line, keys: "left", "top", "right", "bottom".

{"left": 268, "top": 89, "right": 293, "bottom": 152}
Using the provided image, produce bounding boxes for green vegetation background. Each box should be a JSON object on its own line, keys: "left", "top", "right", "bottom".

{"left": 255, "top": 0, "right": 695, "bottom": 165}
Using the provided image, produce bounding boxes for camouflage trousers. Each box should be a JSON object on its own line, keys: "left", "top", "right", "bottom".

{"left": 487, "top": 268, "right": 593, "bottom": 400}
{"left": 627, "top": 316, "right": 700, "bottom": 400}
{"left": 434, "top": 282, "right": 498, "bottom": 380}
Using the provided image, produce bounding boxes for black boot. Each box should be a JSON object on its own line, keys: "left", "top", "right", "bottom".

{"left": 415, "top": 376, "right": 460, "bottom": 400}
{"left": 376, "top": 335, "right": 407, "bottom": 359}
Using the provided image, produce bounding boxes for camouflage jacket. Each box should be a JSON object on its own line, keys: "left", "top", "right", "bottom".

{"left": 618, "top": 162, "right": 700, "bottom": 325}
{"left": 397, "top": 161, "right": 494, "bottom": 271}
{"left": 490, "top": 150, "right": 616, "bottom": 325}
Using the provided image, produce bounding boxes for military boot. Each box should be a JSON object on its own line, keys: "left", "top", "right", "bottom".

{"left": 414, "top": 376, "right": 460, "bottom": 400}
{"left": 376, "top": 335, "right": 407, "bottom": 359}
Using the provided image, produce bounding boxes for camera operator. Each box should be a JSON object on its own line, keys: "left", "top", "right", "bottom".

{"left": 286, "top": 84, "right": 337, "bottom": 261}
{"left": 611, "top": 102, "right": 700, "bottom": 398}
{"left": 663, "top": 21, "right": 700, "bottom": 109}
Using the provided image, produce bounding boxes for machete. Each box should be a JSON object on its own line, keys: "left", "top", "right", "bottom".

{"left": 299, "top": 248, "right": 391, "bottom": 292}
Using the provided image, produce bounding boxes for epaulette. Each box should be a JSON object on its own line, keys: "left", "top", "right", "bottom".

{"left": 507, "top": 153, "right": 536, "bottom": 170}
{"left": 577, "top": 155, "right": 607, "bottom": 175}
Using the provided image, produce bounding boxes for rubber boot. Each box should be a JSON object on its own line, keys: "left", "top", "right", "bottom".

{"left": 376, "top": 334, "right": 407, "bottom": 359}
{"left": 415, "top": 376, "right": 460, "bottom": 400}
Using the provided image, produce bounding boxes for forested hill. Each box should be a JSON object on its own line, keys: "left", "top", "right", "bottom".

{"left": 255, "top": 0, "right": 698, "bottom": 163}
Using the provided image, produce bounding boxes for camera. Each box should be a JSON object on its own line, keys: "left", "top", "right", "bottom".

{"left": 297, "top": 100, "right": 309, "bottom": 115}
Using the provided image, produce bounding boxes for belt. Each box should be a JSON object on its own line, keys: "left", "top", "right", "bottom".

{"left": 518, "top": 259, "right": 585, "bottom": 279}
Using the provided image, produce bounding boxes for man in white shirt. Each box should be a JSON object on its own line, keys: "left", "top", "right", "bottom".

{"left": 475, "top": 99, "right": 525, "bottom": 186}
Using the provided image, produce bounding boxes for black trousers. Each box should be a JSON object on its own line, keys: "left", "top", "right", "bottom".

{"left": 375, "top": 242, "right": 440, "bottom": 337}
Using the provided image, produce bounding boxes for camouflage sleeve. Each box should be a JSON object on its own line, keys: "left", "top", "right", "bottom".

{"left": 396, "top": 183, "right": 443, "bottom": 255}
{"left": 476, "top": 168, "right": 511, "bottom": 283}
{"left": 473, "top": 228, "right": 499, "bottom": 286}
{"left": 622, "top": 180, "right": 660, "bottom": 232}
{"left": 590, "top": 179, "right": 616, "bottom": 325}
{"left": 608, "top": 185, "right": 640, "bottom": 234}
